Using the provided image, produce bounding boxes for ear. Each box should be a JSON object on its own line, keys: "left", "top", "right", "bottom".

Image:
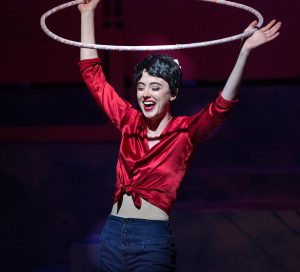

{"left": 170, "top": 89, "right": 178, "bottom": 101}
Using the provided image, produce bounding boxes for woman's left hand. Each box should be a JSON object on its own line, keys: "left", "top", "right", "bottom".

{"left": 242, "top": 19, "right": 281, "bottom": 52}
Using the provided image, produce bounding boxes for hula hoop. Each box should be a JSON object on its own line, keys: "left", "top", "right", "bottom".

{"left": 40, "top": 0, "right": 264, "bottom": 51}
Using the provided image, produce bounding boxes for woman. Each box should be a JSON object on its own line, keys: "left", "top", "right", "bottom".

{"left": 78, "top": 0, "right": 281, "bottom": 271}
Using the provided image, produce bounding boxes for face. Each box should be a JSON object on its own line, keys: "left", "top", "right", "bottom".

{"left": 137, "top": 70, "right": 176, "bottom": 122}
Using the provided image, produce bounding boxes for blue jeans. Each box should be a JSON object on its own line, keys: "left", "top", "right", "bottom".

{"left": 98, "top": 215, "right": 176, "bottom": 272}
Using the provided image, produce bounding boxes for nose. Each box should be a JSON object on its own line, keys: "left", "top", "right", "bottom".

{"left": 142, "top": 87, "right": 151, "bottom": 98}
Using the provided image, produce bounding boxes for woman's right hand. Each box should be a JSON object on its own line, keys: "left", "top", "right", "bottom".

{"left": 78, "top": 0, "right": 101, "bottom": 13}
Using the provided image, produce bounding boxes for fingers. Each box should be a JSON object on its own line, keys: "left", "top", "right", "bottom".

{"left": 265, "top": 30, "right": 280, "bottom": 41}
{"left": 264, "top": 21, "right": 281, "bottom": 40}
{"left": 261, "top": 19, "right": 279, "bottom": 32}
{"left": 82, "top": 0, "right": 101, "bottom": 5}
{"left": 244, "top": 20, "right": 257, "bottom": 31}
{"left": 79, "top": 0, "right": 91, "bottom": 6}
{"left": 79, "top": 0, "right": 101, "bottom": 11}
{"left": 272, "top": 21, "right": 282, "bottom": 33}
{"left": 249, "top": 20, "right": 258, "bottom": 28}
{"left": 267, "top": 32, "right": 280, "bottom": 42}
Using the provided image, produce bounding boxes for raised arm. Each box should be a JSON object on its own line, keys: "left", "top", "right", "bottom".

{"left": 78, "top": 0, "right": 136, "bottom": 130}
{"left": 221, "top": 20, "right": 282, "bottom": 101}
{"left": 78, "top": 0, "right": 101, "bottom": 60}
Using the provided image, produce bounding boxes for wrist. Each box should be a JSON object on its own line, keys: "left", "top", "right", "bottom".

{"left": 240, "top": 46, "right": 251, "bottom": 57}
{"left": 80, "top": 9, "right": 95, "bottom": 16}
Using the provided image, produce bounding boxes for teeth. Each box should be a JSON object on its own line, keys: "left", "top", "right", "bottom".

{"left": 144, "top": 101, "right": 155, "bottom": 105}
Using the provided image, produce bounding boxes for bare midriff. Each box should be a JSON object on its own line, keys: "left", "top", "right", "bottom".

{"left": 110, "top": 194, "right": 169, "bottom": 221}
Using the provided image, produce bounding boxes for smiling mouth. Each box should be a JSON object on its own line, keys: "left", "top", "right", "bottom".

{"left": 143, "top": 101, "right": 156, "bottom": 111}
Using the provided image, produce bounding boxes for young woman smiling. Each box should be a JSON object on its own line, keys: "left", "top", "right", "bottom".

{"left": 78, "top": 0, "right": 281, "bottom": 271}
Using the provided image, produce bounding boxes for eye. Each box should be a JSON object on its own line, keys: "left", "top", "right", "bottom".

{"left": 152, "top": 87, "right": 160, "bottom": 91}
{"left": 137, "top": 86, "right": 144, "bottom": 91}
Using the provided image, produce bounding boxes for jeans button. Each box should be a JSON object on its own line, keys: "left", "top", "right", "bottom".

{"left": 122, "top": 242, "right": 126, "bottom": 246}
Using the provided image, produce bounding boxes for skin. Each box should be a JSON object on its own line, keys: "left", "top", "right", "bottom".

{"left": 79, "top": 0, "right": 282, "bottom": 218}
{"left": 79, "top": 0, "right": 282, "bottom": 123}
{"left": 137, "top": 70, "right": 176, "bottom": 132}
{"left": 78, "top": 0, "right": 101, "bottom": 60}
{"left": 222, "top": 19, "right": 282, "bottom": 101}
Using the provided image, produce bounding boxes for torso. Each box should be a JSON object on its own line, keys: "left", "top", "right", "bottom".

{"left": 110, "top": 119, "right": 171, "bottom": 221}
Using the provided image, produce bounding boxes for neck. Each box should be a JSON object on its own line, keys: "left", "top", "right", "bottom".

{"left": 146, "top": 112, "right": 172, "bottom": 132}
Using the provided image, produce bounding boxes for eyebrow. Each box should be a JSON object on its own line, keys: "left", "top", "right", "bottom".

{"left": 137, "top": 82, "right": 163, "bottom": 86}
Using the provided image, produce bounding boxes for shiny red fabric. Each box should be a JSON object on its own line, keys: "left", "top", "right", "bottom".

{"left": 80, "top": 58, "right": 238, "bottom": 215}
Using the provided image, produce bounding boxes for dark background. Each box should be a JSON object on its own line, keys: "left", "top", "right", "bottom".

{"left": 1, "top": 0, "right": 300, "bottom": 84}
{"left": 1, "top": 1, "right": 300, "bottom": 271}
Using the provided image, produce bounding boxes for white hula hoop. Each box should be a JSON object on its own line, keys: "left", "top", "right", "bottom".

{"left": 40, "top": 0, "right": 264, "bottom": 51}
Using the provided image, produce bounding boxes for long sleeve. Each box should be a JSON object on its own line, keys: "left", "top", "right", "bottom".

{"left": 188, "top": 92, "right": 238, "bottom": 145}
{"left": 79, "top": 57, "right": 134, "bottom": 130}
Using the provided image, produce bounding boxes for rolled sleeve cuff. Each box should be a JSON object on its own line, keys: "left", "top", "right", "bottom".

{"left": 217, "top": 91, "right": 239, "bottom": 109}
{"left": 79, "top": 57, "right": 101, "bottom": 72}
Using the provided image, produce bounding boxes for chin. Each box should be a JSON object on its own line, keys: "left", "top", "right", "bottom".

{"left": 143, "top": 109, "right": 161, "bottom": 120}
{"left": 143, "top": 111, "right": 156, "bottom": 120}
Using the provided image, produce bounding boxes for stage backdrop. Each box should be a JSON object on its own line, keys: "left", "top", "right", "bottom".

{"left": 0, "top": 0, "right": 299, "bottom": 85}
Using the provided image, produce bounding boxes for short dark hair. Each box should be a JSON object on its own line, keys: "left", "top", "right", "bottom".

{"left": 134, "top": 54, "right": 182, "bottom": 96}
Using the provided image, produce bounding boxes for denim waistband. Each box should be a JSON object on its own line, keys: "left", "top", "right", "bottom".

{"left": 101, "top": 215, "right": 173, "bottom": 243}
{"left": 108, "top": 214, "right": 169, "bottom": 224}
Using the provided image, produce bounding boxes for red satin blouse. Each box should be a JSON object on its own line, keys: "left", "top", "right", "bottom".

{"left": 80, "top": 58, "right": 238, "bottom": 215}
